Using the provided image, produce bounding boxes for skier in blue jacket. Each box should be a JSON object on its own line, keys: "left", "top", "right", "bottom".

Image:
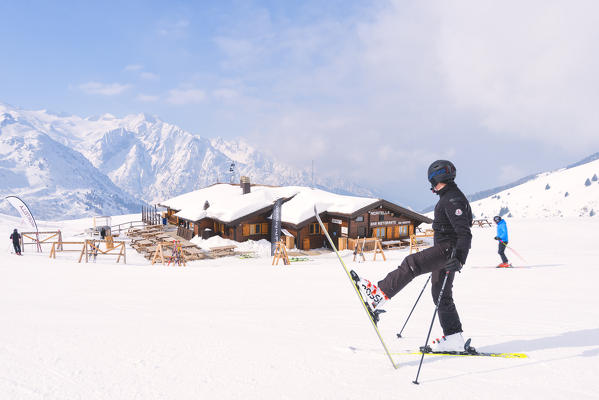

{"left": 493, "top": 216, "right": 510, "bottom": 267}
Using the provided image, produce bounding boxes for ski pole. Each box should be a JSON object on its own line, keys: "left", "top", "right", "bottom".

{"left": 396, "top": 274, "right": 431, "bottom": 338}
{"left": 413, "top": 264, "right": 453, "bottom": 384}
{"left": 500, "top": 240, "right": 528, "bottom": 264}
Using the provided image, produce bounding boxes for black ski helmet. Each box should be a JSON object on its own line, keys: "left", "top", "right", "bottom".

{"left": 493, "top": 216, "right": 502, "bottom": 223}
{"left": 427, "top": 160, "right": 456, "bottom": 186}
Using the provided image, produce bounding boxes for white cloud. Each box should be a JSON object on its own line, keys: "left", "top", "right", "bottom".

{"left": 140, "top": 72, "right": 159, "bottom": 81}
{"left": 217, "top": 2, "right": 599, "bottom": 194}
{"left": 166, "top": 88, "right": 206, "bottom": 105}
{"left": 78, "top": 81, "right": 131, "bottom": 96}
{"left": 499, "top": 165, "right": 526, "bottom": 184}
{"left": 214, "top": 37, "right": 260, "bottom": 69}
{"left": 136, "top": 94, "right": 159, "bottom": 102}
{"left": 124, "top": 64, "right": 143, "bottom": 72}
{"left": 213, "top": 88, "right": 239, "bottom": 101}
{"left": 122, "top": 1, "right": 598, "bottom": 206}
{"left": 434, "top": 0, "right": 599, "bottom": 148}
{"left": 158, "top": 19, "right": 189, "bottom": 37}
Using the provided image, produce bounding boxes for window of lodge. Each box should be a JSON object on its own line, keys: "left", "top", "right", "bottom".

{"left": 242, "top": 223, "right": 269, "bottom": 236}
{"left": 214, "top": 222, "right": 225, "bottom": 235}
{"left": 309, "top": 223, "right": 321, "bottom": 235}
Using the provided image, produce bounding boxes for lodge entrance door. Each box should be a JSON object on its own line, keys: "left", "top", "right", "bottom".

{"left": 327, "top": 222, "right": 341, "bottom": 249}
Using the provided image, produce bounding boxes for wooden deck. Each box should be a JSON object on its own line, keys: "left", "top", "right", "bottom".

{"left": 126, "top": 225, "right": 242, "bottom": 261}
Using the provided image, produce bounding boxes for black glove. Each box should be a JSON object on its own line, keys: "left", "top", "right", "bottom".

{"left": 444, "top": 249, "right": 463, "bottom": 272}
{"left": 494, "top": 236, "right": 499, "bottom": 240}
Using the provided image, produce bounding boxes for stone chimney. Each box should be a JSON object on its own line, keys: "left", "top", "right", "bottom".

{"left": 240, "top": 176, "right": 251, "bottom": 194}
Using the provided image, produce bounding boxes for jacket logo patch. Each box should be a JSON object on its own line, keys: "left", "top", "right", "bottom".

{"left": 455, "top": 209, "right": 463, "bottom": 216}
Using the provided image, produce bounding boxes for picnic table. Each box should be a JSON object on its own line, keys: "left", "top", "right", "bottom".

{"left": 381, "top": 239, "right": 409, "bottom": 249}
{"left": 209, "top": 245, "right": 236, "bottom": 257}
{"left": 141, "top": 231, "right": 163, "bottom": 238}
{"left": 472, "top": 219, "right": 492, "bottom": 227}
{"left": 183, "top": 247, "right": 207, "bottom": 260}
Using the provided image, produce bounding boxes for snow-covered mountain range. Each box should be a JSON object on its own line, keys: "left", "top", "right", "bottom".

{"left": 470, "top": 154, "right": 599, "bottom": 219}
{"left": 0, "top": 102, "right": 373, "bottom": 220}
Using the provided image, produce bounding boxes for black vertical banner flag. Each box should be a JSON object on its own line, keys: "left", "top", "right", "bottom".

{"left": 271, "top": 198, "right": 282, "bottom": 256}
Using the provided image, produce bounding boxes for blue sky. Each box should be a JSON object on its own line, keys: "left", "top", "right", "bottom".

{"left": 2, "top": 0, "right": 599, "bottom": 209}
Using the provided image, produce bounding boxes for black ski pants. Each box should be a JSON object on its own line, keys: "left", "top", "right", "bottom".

{"left": 12, "top": 241, "right": 21, "bottom": 254}
{"left": 498, "top": 242, "right": 508, "bottom": 263}
{"left": 377, "top": 242, "right": 464, "bottom": 336}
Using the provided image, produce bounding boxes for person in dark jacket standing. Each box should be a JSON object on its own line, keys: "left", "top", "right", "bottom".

{"left": 10, "top": 228, "right": 22, "bottom": 255}
{"left": 493, "top": 216, "right": 510, "bottom": 267}
{"left": 353, "top": 160, "right": 472, "bottom": 351}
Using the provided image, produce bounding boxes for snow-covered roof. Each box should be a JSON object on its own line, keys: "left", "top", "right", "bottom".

{"left": 280, "top": 187, "right": 377, "bottom": 225}
{"left": 159, "top": 184, "right": 379, "bottom": 225}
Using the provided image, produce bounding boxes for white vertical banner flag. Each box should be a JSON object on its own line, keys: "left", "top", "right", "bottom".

{"left": 5, "top": 196, "right": 39, "bottom": 232}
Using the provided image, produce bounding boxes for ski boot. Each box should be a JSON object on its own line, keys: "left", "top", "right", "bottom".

{"left": 430, "top": 332, "right": 466, "bottom": 352}
{"left": 421, "top": 336, "right": 477, "bottom": 355}
{"left": 350, "top": 270, "right": 388, "bottom": 324}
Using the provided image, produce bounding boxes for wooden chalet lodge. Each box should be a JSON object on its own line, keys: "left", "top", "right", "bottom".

{"left": 158, "top": 178, "right": 432, "bottom": 251}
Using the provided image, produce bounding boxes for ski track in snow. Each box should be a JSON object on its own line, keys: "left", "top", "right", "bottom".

{"left": 1, "top": 214, "right": 598, "bottom": 399}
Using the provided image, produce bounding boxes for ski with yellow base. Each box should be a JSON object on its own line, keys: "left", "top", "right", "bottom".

{"left": 392, "top": 351, "right": 528, "bottom": 359}
{"left": 314, "top": 206, "right": 399, "bottom": 369}
{"left": 396, "top": 338, "right": 528, "bottom": 358}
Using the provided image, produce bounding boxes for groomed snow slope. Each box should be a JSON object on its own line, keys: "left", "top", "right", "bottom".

{"left": 1, "top": 215, "right": 597, "bottom": 399}
{"left": 471, "top": 158, "right": 599, "bottom": 219}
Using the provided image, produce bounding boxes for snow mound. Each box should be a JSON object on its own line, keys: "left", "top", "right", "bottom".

{"left": 191, "top": 235, "right": 272, "bottom": 257}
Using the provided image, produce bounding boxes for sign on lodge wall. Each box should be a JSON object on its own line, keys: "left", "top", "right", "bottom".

{"left": 369, "top": 220, "right": 410, "bottom": 227}
{"left": 368, "top": 209, "right": 410, "bottom": 227}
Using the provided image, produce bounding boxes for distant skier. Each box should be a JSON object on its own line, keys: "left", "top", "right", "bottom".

{"left": 100, "top": 227, "right": 106, "bottom": 240}
{"left": 493, "top": 216, "right": 510, "bottom": 267}
{"left": 353, "top": 160, "right": 472, "bottom": 352}
{"left": 10, "top": 228, "right": 22, "bottom": 255}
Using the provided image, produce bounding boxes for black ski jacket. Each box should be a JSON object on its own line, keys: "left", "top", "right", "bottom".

{"left": 10, "top": 233, "right": 20, "bottom": 244}
{"left": 432, "top": 182, "right": 473, "bottom": 262}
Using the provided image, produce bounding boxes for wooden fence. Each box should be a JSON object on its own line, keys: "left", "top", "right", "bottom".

{"left": 49, "top": 239, "right": 126, "bottom": 264}
{"left": 20, "top": 231, "right": 63, "bottom": 253}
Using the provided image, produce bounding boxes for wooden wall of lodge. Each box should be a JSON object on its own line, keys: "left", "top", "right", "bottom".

{"left": 165, "top": 205, "right": 419, "bottom": 250}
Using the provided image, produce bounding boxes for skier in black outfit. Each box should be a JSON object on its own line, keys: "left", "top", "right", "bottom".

{"left": 10, "top": 228, "right": 22, "bottom": 255}
{"left": 354, "top": 160, "right": 473, "bottom": 351}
